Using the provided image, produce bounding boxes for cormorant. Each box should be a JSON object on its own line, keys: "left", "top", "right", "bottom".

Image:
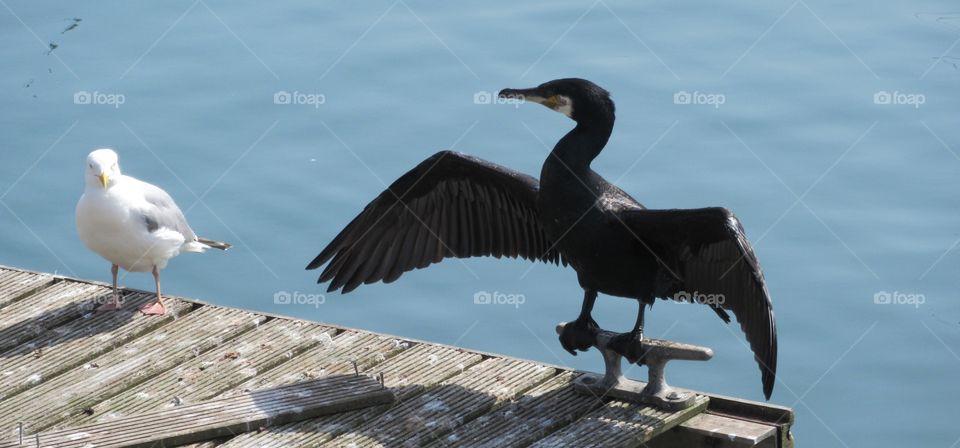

{"left": 307, "top": 78, "right": 777, "bottom": 399}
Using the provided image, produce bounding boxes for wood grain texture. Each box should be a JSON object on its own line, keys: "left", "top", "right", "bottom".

{"left": 0, "top": 266, "right": 790, "bottom": 448}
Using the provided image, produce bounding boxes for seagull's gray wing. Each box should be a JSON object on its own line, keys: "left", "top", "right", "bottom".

{"left": 134, "top": 178, "right": 197, "bottom": 241}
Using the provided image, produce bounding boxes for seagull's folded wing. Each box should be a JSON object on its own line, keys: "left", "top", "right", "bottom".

{"left": 134, "top": 178, "right": 198, "bottom": 241}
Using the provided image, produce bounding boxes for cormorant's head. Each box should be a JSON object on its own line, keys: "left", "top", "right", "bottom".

{"left": 498, "top": 78, "right": 615, "bottom": 126}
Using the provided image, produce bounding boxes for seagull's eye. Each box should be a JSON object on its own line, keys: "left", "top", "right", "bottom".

{"left": 112, "top": 163, "right": 117, "bottom": 170}
{"left": 89, "top": 164, "right": 93, "bottom": 169}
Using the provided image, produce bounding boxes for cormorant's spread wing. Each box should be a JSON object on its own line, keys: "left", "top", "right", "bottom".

{"left": 623, "top": 207, "right": 777, "bottom": 399}
{"left": 307, "top": 150, "right": 563, "bottom": 293}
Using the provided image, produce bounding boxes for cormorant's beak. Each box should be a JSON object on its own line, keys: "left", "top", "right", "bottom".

{"left": 98, "top": 173, "right": 109, "bottom": 188}
{"left": 498, "top": 88, "right": 565, "bottom": 110}
{"left": 499, "top": 87, "right": 539, "bottom": 104}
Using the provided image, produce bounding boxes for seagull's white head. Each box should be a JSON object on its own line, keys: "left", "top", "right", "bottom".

{"left": 85, "top": 148, "right": 122, "bottom": 189}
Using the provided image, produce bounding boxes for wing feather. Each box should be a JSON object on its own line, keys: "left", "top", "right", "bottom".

{"left": 133, "top": 178, "right": 197, "bottom": 241}
{"left": 308, "top": 151, "right": 564, "bottom": 292}
{"left": 624, "top": 207, "right": 777, "bottom": 399}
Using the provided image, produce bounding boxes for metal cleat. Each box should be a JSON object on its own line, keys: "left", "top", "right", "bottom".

{"left": 556, "top": 322, "right": 713, "bottom": 411}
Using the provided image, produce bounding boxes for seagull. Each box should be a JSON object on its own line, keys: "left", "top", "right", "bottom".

{"left": 76, "top": 148, "right": 230, "bottom": 315}
{"left": 306, "top": 79, "right": 777, "bottom": 399}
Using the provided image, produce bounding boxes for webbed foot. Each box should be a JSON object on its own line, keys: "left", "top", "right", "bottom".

{"left": 138, "top": 299, "right": 166, "bottom": 316}
{"left": 608, "top": 330, "right": 647, "bottom": 364}
{"left": 559, "top": 316, "right": 600, "bottom": 356}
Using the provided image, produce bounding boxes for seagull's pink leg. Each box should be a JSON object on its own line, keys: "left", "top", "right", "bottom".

{"left": 139, "top": 265, "right": 167, "bottom": 315}
{"left": 96, "top": 264, "right": 122, "bottom": 312}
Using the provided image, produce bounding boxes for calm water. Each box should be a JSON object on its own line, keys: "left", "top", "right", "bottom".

{"left": 1, "top": 1, "right": 958, "bottom": 446}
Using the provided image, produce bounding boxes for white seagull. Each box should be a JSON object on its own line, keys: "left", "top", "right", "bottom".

{"left": 76, "top": 148, "right": 230, "bottom": 315}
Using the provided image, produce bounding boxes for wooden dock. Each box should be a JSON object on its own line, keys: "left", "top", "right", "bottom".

{"left": 0, "top": 265, "right": 793, "bottom": 447}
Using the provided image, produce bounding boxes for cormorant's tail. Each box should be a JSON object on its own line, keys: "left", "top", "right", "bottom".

{"left": 198, "top": 237, "right": 231, "bottom": 250}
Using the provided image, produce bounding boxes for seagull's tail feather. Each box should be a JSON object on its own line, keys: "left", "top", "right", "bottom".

{"left": 198, "top": 237, "right": 232, "bottom": 250}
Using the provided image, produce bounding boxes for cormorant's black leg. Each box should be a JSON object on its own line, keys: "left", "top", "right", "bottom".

{"left": 559, "top": 290, "right": 600, "bottom": 355}
{"left": 609, "top": 302, "right": 647, "bottom": 364}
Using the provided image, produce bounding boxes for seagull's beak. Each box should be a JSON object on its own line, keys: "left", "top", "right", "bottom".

{"left": 98, "top": 173, "right": 109, "bottom": 188}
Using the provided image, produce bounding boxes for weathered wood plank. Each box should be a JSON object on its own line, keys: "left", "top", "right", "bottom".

{"left": 186, "top": 329, "right": 413, "bottom": 446}
{"left": 530, "top": 395, "right": 710, "bottom": 448}
{"left": 219, "top": 344, "right": 485, "bottom": 447}
{"left": 647, "top": 412, "right": 777, "bottom": 448}
{"left": 0, "top": 375, "right": 394, "bottom": 448}
{"left": 707, "top": 392, "right": 794, "bottom": 425}
{"left": 0, "top": 266, "right": 785, "bottom": 448}
{"left": 680, "top": 412, "right": 776, "bottom": 445}
{"left": 426, "top": 371, "right": 604, "bottom": 447}
{"left": 218, "top": 330, "right": 411, "bottom": 397}
{"left": 0, "top": 269, "right": 54, "bottom": 309}
{"left": 0, "top": 291, "right": 192, "bottom": 401}
{"left": 328, "top": 357, "right": 557, "bottom": 447}
{"left": 51, "top": 319, "right": 336, "bottom": 429}
{"left": 0, "top": 306, "right": 265, "bottom": 434}
{"left": 0, "top": 281, "right": 111, "bottom": 351}
{"left": 176, "top": 442, "right": 222, "bottom": 448}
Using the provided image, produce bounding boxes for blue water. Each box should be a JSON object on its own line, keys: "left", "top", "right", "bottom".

{"left": 2, "top": 1, "right": 958, "bottom": 445}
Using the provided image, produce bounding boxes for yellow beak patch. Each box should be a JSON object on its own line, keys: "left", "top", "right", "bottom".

{"left": 98, "top": 173, "right": 109, "bottom": 188}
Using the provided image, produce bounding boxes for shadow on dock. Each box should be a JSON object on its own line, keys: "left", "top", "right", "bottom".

{"left": 1, "top": 291, "right": 183, "bottom": 357}
{"left": 0, "top": 288, "right": 196, "bottom": 401}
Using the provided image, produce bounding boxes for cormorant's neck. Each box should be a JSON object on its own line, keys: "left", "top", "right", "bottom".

{"left": 550, "top": 119, "right": 614, "bottom": 171}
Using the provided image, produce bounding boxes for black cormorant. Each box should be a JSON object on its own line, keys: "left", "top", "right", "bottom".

{"left": 307, "top": 78, "right": 777, "bottom": 399}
